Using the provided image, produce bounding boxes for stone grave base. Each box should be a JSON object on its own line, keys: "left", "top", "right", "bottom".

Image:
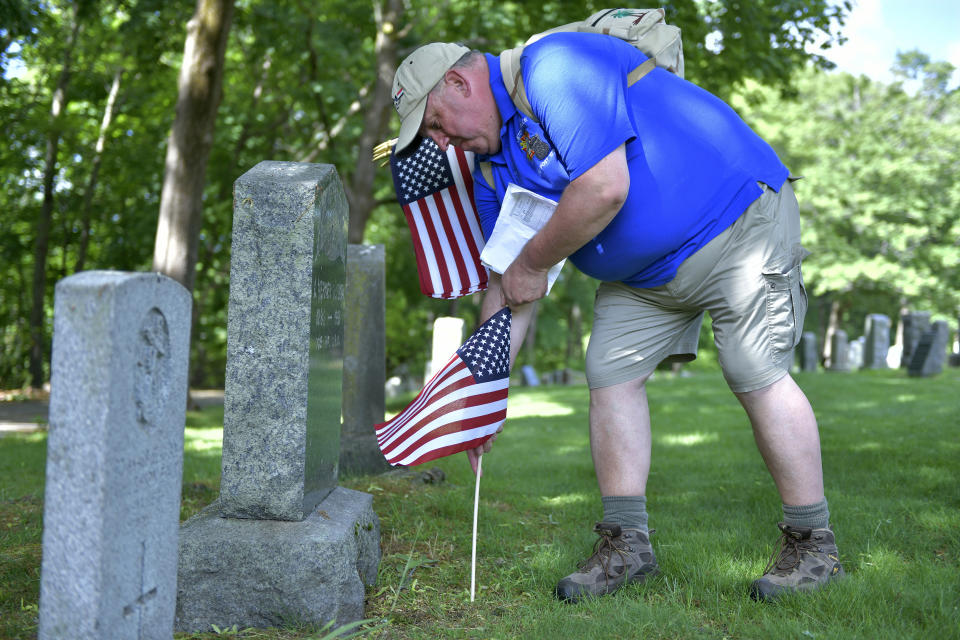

{"left": 175, "top": 487, "right": 379, "bottom": 633}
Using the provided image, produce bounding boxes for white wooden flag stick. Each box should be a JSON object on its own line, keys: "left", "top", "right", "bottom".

{"left": 470, "top": 454, "right": 482, "bottom": 602}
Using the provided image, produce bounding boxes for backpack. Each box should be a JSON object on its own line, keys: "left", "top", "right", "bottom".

{"left": 498, "top": 8, "right": 684, "bottom": 123}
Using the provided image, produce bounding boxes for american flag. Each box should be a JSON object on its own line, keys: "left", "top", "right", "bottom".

{"left": 376, "top": 307, "right": 512, "bottom": 467}
{"left": 390, "top": 137, "right": 488, "bottom": 299}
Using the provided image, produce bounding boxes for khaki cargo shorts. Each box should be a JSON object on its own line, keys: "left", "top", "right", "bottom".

{"left": 585, "top": 180, "right": 809, "bottom": 393}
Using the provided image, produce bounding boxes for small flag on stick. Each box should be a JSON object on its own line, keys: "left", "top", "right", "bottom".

{"left": 376, "top": 307, "right": 512, "bottom": 467}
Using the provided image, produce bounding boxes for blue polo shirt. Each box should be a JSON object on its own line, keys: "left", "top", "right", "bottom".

{"left": 473, "top": 32, "right": 789, "bottom": 288}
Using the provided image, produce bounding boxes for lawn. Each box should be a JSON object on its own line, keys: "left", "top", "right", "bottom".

{"left": 2, "top": 368, "right": 958, "bottom": 639}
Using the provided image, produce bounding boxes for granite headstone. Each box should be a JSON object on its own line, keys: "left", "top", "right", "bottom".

{"left": 863, "top": 313, "right": 890, "bottom": 369}
{"left": 829, "top": 330, "right": 850, "bottom": 372}
{"left": 908, "top": 321, "right": 950, "bottom": 377}
{"left": 219, "top": 161, "right": 346, "bottom": 521}
{"left": 900, "top": 311, "right": 931, "bottom": 368}
{"left": 175, "top": 162, "right": 379, "bottom": 633}
{"left": 798, "top": 331, "right": 819, "bottom": 372}
{"left": 521, "top": 364, "right": 540, "bottom": 387}
{"left": 848, "top": 336, "right": 865, "bottom": 370}
{"left": 340, "top": 244, "right": 388, "bottom": 475}
{"left": 39, "top": 272, "right": 191, "bottom": 640}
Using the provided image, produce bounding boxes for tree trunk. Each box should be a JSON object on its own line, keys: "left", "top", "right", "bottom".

{"left": 565, "top": 302, "right": 582, "bottom": 369}
{"left": 344, "top": 0, "right": 402, "bottom": 243}
{"left": 152, "top": 0, "right": 235, "bottom": 292}
{"left": 76, "top": 67, "right": 122, "bottom": 272}
{"left": 29, "top": 10, "right": 80, "bottom": 389}
{"left": 822, "top": 297, "right": 842, "bottom": 367}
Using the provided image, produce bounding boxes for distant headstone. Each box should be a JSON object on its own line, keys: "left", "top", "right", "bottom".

{"left": 798, "top": 331, "right": 819, "bottom": 372}
{"left": 848, "top": 336, "right": 865, "bottom": 370}
{"left": 521, "top": 364, "right": 540, "bottom": 387}
{"left": 900, "top": 311, "right": 931, "bottom": 368}
{"left": 428, "top": 317, "right": 465, "bottom": 379}
{"left": 176, "top": 162, "right": 379, "bottom": 633}
{"left": 39, "top": 272, "right": 191, "bottom": 640}
{"left": 829, "top": 330, "right": 850, "bottom": 372}
{"left": 341, "top": 244, "right": 389, "bottom": 475}
{"left": 908, "top": 321, "right": 950, "bottom": 377}
{"left": 952, "top": 316, "right": 960, "bottom": 367}
{"left": 219, "top": 161, "right": 346, "bottom": 522}
{"left": 863, "top": 314, "right": 891, "bottom": 369}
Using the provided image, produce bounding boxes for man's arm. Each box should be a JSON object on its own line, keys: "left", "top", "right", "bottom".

{"left": 501, "top": 143, "right": 629, "bottom": 307}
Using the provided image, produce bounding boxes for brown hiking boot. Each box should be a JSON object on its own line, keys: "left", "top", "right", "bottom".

{"left": 750, "top": 522, "right": 845, "bottom": 602}
{"left": 555, "top": 522, "right": 659, "bottom": 603}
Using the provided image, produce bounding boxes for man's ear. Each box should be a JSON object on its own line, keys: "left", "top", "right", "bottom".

{"left": 444, "top": 68, "right": 471, "bottom": 97}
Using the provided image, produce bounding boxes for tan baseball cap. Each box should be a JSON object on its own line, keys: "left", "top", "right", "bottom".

{"left": 392, "top": 42, "right": 470, "bottom": 152}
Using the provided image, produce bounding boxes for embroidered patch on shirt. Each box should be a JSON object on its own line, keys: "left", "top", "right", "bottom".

{"left": 518, "top": 128, "right": 551, "bottom": 161}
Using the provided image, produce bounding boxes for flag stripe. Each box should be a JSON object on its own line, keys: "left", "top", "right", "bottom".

{"left": 377, "top": 372, "right": 507, "bottom": 449}
{"left": 432, "top": 190, "right": 470, "bottom": 296}
{"left": 376, "top": 373, "right": 475, "bottom": 445}
{"left": 375, "top": 356, "right": 469, "bottom": 441}
{"left": 378, "top": 384, "right": 509, "bottom": 456}
{"left": 451, "top": 148, "right": 485, "bottom": 266}
{"left": 416, "top": 197, "right": 454, "bottom": 296}
{"left": 425, "top": 192, "right": 466, "bottom": 295}
{"left": 401, "top": 202, "right": 439, "bottom": 298}
{"left": 389, "top": 412, "right": 507, "bottom": 467}
{"left": 397, "top": 433, "right": 497, "bottom": 467}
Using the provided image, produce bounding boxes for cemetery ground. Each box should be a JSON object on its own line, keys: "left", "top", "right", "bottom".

{"left": 2, "top": 369, "right": 958, "bottom": 640}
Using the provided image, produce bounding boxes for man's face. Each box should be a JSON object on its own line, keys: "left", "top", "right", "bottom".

{"left": 419, "top": 73, "right": 501, "bottom": 155}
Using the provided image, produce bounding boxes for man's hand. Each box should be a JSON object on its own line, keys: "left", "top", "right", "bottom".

{"left": 501, "top": 252, "right": 549, "bottom": 307}
{"left": 466, "top": 423, "right": 503, "bottom": 476}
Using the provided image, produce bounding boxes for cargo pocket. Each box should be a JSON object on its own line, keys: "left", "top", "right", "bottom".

{"left": 762, "top": 262, "right": 808, "bottom": 355}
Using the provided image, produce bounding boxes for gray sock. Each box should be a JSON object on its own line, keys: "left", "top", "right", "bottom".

{"left": 601, "top": 495, "right": 648, "bottom": 533}
{"left": 782, "top": 497, "right": 830, "bottom": 530}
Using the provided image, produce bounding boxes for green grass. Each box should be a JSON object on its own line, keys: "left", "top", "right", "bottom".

{"left": 2, "top": 368, "right": 959, "bottom": 639}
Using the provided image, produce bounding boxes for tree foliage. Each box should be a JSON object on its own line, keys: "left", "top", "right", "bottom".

{"left": 731, "top": 53, "right": 960, "bottom": 340}
{"left": 1, "top": 0, "right": 852, "bottom": 388}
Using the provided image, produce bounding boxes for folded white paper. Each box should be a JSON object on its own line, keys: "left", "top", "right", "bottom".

{"left": 480, "top": 183, "right": 565, "bottom": 294}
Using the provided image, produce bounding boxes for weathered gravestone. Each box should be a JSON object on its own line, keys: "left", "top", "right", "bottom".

{"left": 908, "top": 321, "right": 950, "bottom": 377}
{"left": 340, "top": 243, "right": 389, "bottom": 475}
{"left": 829, "top": 330, "right": 850, "bottom": 372}
{"left": 797, "top": 331, "right": 819, "bottom": 372}
{"left": 427, "top": 316, "right": 465, "bottom": 379}
{"left": 175, "top": 162, "right": 379, "bottom": 632}
{"left": 900, "top": 311, "right": 931, "bottom": 368}
{"left": 39, "top": 272, "right": 191, "bottom": 640}
{"left": 521, "top": 364, "right": 541, "bottom": 386}
{"left": 863, "top": 314, "right": 891, "bottom": 369}
{"left": 848, "top": 336, "right": 865, "bottom": 370}
{"left": 951, "top": 315, "right": 960, "bottom": 367}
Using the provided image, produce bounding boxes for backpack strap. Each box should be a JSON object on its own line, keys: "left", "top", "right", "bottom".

{"left": 478, "top": 160, "right": 495, "bottom": 189}
{"left": 499, "top": 46, "right": 657, "bottom": 124}
{"left": 499, "top": 46, "right": 536, "bottom": 121}
{"left": 627, "top": 57, "right": 657, "bottom": 85}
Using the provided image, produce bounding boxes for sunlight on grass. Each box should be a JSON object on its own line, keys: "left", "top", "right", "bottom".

{"left": 507, "top": 397, "right": 575, "bottom": 418}
{"left": 184, "top": 427, "right": 223, "bottom": 452}
{"left": 850, "top": 441, "right": 883, "bottom": 452}
{"left": 658, "top": 431, "right": 719, "bottom": 446}
{"left": 553, "top": 444, "right": 586, "bottom": 456}
{"left": 540, "top": 493, "right": 591, "bottom": 507}
{"left": 856, "top": 547, "right": 903, "bottom": 572}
